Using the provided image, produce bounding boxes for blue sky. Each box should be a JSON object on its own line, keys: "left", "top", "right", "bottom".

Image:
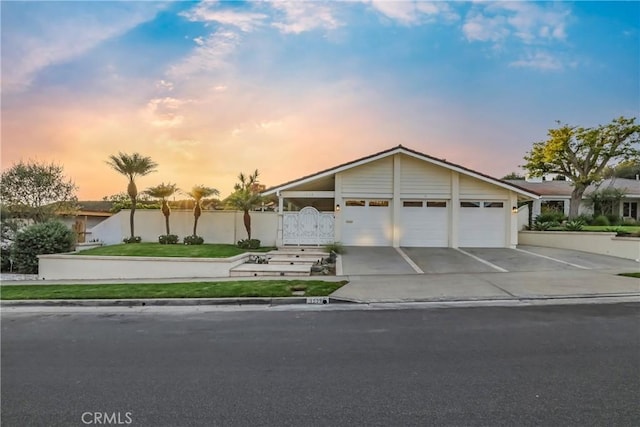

{"left": 1, "top": 1, "right": 638, "bottom": 199}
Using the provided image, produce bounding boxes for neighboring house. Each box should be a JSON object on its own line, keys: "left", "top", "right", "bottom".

{"left": 262, "top": 145, "right": 539, "bottom": 248}
{"left": 58, "top": 201, "right": 114, "bottom": 242}
{"left": 504, "top": 178, "right": 640, "bottom": 221}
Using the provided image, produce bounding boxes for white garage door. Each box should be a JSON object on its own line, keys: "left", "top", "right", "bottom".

{"left": 459, "top": 201, "right": 506, "bottom": 247}
{"left": 400, "top": 200, "right": 448, "bottom": 247}
{"left": 342, "top": 199, "right": 392, "bottom": 246}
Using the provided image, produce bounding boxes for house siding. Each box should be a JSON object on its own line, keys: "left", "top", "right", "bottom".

{"left": 341, "top": 157, "right": 393, "bottom": 197}
{"left": 400, "top": 155, "right": 451, "bottom": 198}
{"left": 459, "top": 175, "right": 509, "bottom": 199}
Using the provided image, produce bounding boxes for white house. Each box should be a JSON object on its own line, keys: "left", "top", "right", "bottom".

{"left": 263, "top": 145, "right": 539, "bottom": 248}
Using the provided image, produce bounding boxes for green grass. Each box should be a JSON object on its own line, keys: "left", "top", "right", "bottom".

{"left": 0, "top": 280, "right": 348, "bottom": 300}
{"left": 618, "top": 272, "right": 640, "bottom": 279}
{"left": 74, "top": 243, "right": 274, "bottom": 258}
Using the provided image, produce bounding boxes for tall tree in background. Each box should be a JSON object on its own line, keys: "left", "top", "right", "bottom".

{"left": 227, "top": 170, "right": 263, "bottom": 240}
{"left": 106, "top": 153, "right": 158, "bottom": 239}
{"left": 524, "top": 117, "right": 640, "bottom": 218}
{"left": 145, "top": 183, "right": 179, "bottom": 235}
{"left": 0, "top": 160, "right": 77, "bottom": 223}
{"left": 187, "top": 185, "right": 219, "bottom": 237}
{"left": 603, "top": 159, "right": 640, "bottom": 179}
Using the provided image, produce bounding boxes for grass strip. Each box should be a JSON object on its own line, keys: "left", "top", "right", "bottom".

{"left": 0, "top": 280, "right": 347, "bottom": 300}
{"left": 618, "top": 272, "right": 640, "bottom": 279}
{"left": 74, "top": 243, "right": 274, "bottom": 258}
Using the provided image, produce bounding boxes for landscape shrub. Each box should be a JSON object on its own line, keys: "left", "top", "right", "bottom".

{"left": 563, "top": 219, "right": 585, "bottom": 231}
{"left": 574, "top": 214, "right": 592, "bottom": 224}
{"left": 606, "top": 214, "right": 621, "bottom": 226}
{"left": 591, "top": 215, "right": 610, "bottom": 226}
{"left": 535, "top": 212, "right": 565, "bottom": 226}
{"left": 184, "top": 235, "right": 204, "bottom": 245}
{"left": 237, "top": 239, "right": 260, "bottom": 249}
{"left": 12, "top": 221, "right": 75, "bottom": 274}
{"left": 325, "top": 242, "right": 345, "bottom": 254}
{"left": 123, "top": 236, "right": 142, "bottom": 244}
{"left": 531, "top": 221, "right": 552, "bottom": 231}
{"left": 1, "top": 244, "right": 12, "bottom": 272}
{"left": 158, "top": 234, "right": 179, "bottom": 245}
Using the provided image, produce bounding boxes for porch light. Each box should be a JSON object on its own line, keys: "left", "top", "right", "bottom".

{"left": 512, "top": 206, "right": 518, "bottom": 214}
{"left": 336, "top": 204, "right": 341, "bottom": 212}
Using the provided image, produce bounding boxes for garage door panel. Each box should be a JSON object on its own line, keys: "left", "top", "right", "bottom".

{"left": 400, "top": 202, "right": 448, "bottom": 247}
{"left": 459, "top": 201, "right": 505, "bottom": 247}
{"left": 342, "top": 200, "right": 392, "bottom": 246}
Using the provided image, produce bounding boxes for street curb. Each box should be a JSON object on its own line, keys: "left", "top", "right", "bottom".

{"left": 0, "top": 296, "right": 356, "bottom": 307}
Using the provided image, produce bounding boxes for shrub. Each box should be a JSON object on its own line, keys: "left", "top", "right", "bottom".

{"left": 535, "top": 212, "right": 566, "bottom": 225}
{"left": 237, "top": 239, "right": 260, "bottom": 249}
{"left": 184, "top": 235, "right": 204, "bottom": 245}
{"left": 564, "top": 219, "right": 585, "bottom": 231}
{"left": 622, "top": 217, "right": 638, "bottom": 225}
{"left": 123, "top": 236, "right": 141, "bottom": 244}
{"left": 532, "top": 221, "right": 552, "bottom": 231}
{"left": 158, "top": 234, "right": 179, "bottom": 245}
{"left": 575, "top": 214, "right": 592, "bottom": 224}
{"left": 606, "top": 214, "right": 621, "bottom": 226}
{"left": 325, "top": 242, "right": 345, "bottom": 254}
{"left": 591, "top": 215, "right": 610, "bottom": 226}
{"left": 12, "top": 221, "right": 75, "bottom": 274}
{"left": 1, "top": 244, "right": 12, "bottom": 272}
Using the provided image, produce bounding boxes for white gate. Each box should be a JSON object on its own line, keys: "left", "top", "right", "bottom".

{"left": 283, "top": 206, "right": 335, "bottom": 245}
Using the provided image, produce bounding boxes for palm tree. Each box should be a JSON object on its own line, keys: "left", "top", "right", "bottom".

{"left": 227, "top": 170, "right": 263, "bottom": 240}
{"left": 187, "top": 185, "right": 219, "bottom": 237}
{"left": 106, "top": 152, "right": 158, "bottom": 239}
{"left": 145, "top": 183, "right": 179, "bottom": 235}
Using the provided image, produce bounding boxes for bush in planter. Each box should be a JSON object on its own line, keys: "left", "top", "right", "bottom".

{"left": 184, "top": 235, "right": 204, "bottom": 245}
{"left": 606, "top": 214, "right": 621, "bottom": 226}
{"left": 12, "top": 221, "right": 75, "bottom": 274}
{"left": 237, "top": 239, "right": 260, "bottom": 249}
{"left": 158, "top": 234, "right": 179, "bottom": 244}
{"left": 564, "top": 219, "right": 585, "bottom": 231}
{"left": 123, "top": 236, "right": 142, "bottom": 244}
{"left": 535, "top": 212, "right": 566, "bottom": 226}
{"left": 591, "top": 215, "right": 610, "bottom": 226}
{"left": 531, "top": 221, "right": 552, "bottom": 231}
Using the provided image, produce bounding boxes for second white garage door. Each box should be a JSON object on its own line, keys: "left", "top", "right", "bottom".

{"left": 342, "top": 199, "right": 392, "bottom": 246}
{"left": 400, "top": 200, "right": 448, "bottom": 247}
{"left": 459, "top": 201, "right": 506, "bottom": 247}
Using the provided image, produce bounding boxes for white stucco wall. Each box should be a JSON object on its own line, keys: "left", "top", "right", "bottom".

{"left": 89, "top": 210, "right": 278, "bottom": 246}
{"left": 519, "top": 231, "right": 640, "bottom": 261}
{"left": 38, "top": 253, "right": 250, "bottom": 280}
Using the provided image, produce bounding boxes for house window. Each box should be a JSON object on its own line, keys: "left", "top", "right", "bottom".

{"left": 345, "top": 200, "right": 365, "bottom": 207}
{"left": 623, "top": 202, "right": 638, "bottom": 218}
{"left": 541, "top": 200, "right": 564, "bottom": 214}
{"left": 460, "top": 201, "right": 480, "bottom": 208}
{"left": 403, "top": 201, "right": 422, "bottom": 207}
{"left": 483, "top": 202, "right": 504, "bottom": 208}
{"left": 369, "top": 200, "right": 389, "bottom": 207}
{"left": 426, "top": 201, "right": 447, "bottom": 208}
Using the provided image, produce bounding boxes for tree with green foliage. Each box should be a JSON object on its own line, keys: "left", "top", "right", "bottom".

{"left": 145, "top": 183, "right": 179, "bottom": 235}
{"left": 0, "top": 160, "right": 77, "bottom": 223}
{"left": 603, "top": 159, "right": 640, "bottom": 179}
{"left": 227, "top": 170, "right": 263, "bottom": 240}
{"left": 523, "top": 117, "right": 640, "bottom": 218}
{"left": 102, "top": 192, "right": 160, "bottom": 213}
{"left": 12, "top": 220, "right": 75, "bottom": 274}
{"left": 187, "top": 185, "right": 219, "bottom": 237}
{"left": 106, "top": 153, "right": 158, "bottom": 239}
{"left": 501, "top": 172, "right": 525, "bottom": 180}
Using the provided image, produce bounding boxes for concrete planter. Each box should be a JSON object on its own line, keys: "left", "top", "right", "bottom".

{"left": 519, "top": 231, "right": 640, "bottom": 261}
{"left": 37, "top": 253, "right": 252, "bottom": 281}
{"left": 75, "top": 242, "right": 103, "bottom": 251}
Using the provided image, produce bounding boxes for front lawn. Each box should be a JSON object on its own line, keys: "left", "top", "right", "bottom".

{"left": 75, "top": 243, "right": 274, "bottom": 258}
{"left": 0, "top": 280, "right": 347, "bottom": 300}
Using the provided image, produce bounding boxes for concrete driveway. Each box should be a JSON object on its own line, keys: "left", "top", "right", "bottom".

{"left": 341, "top": 245, "right": 640, "bottom": 276}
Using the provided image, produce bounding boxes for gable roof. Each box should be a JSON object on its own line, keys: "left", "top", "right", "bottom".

{"left": 505, "top": 178, "right": 640, "bottom": 198}
{"left": 263, "top": 145, "right": 540, "bottom": 199}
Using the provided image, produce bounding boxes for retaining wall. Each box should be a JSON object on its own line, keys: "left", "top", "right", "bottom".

{"left": 519, "top": 231, "right": 640, "bottom": 261}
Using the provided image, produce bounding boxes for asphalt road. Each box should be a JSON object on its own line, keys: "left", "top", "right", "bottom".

{"left": 2, "top": 304, "right": 639, "bottom": 426}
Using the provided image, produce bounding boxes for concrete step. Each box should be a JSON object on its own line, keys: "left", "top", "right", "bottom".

{"left": 270, "top": 249, "right": 328, "bottom": 259}
{"left": 268, "top": 256, "right": 320, "bottom": 265}
{"left": 230, "top": 264, "right": 311, "bottom": 277}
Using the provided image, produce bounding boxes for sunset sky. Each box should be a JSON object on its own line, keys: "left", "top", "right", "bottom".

{"left": 1, "top": 1, "right": 638, "bottom": 200}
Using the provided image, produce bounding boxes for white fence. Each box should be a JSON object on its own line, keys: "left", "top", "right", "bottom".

{"left": 89, "top": 210, "right": 278, "bottom": 246}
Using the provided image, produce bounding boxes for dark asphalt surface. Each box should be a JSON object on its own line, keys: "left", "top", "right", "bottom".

{"left": 2, "top": 304, "right": 639, "bottom": 426}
